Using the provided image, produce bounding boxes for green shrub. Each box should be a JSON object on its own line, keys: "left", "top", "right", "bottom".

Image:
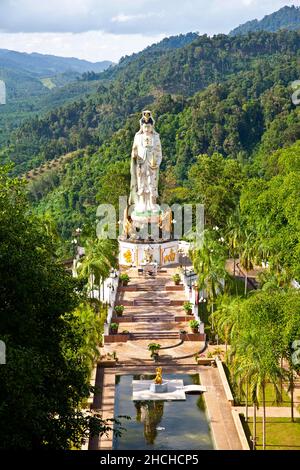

{"left": 120, "top": 273, "right": 130, "bottom": 285}
{"left": 183, "top": 301, "right": 193, "bottom": 313}
{"left": 189, "top": 320, "right": 200, "bottom": 331}
{"left": 110, "top": 322, "right": 119, "bottom": 333}
{"left": 114, "top": 305, "right": 125, "bottom": 316}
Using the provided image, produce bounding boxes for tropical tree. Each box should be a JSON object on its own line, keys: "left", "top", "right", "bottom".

{"left": 0, "top": 167, "right": 123, "bottom": 449}
{"left": 67, "top": 302, "right": 105, "bottom": 370}
{"left": 282, "top": 291, "right": 300, "bottom": 422}
{"left": 191, "top": 229, "right": 227, "bottom": 332}
{"left": 212, "top": 295, "right": 242, "bottom": 355}
{"left": 230, "top": 292, "right": 286, "bottom": 450}
{"left": 77, "top": 238, "right": 117, "bottom": 300}
{"left": 238, "top": 229, "right": 256, "bottom": 295}
{"left": 226, "top": 208, "right": 243, "bottom": 278}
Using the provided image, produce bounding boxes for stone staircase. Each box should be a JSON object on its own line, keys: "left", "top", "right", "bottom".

{"left": 131, "top": 331, "right": 180, "bottom": 340}
{"left": 115, "top": 269, "right": 186, "bottom": 341}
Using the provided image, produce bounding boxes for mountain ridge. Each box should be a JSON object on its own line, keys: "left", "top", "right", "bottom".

{"left": 230, "top": 5, "right": 300, "bottom": 36}
{"left": 0, "top": 48, "right": 113, "bottom": 76}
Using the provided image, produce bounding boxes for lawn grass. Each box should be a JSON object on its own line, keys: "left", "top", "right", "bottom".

{"left": 242, "top": 417, "right": 300, "bottom": 450}
{"left": 238, "top": 383, "right": 291, "bottom": 407}
{"left": 224, "top": 362, "right": 291, "bottom": 406}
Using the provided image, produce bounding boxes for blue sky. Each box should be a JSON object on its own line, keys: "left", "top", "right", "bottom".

{"left": 0, "top": 0, "right": 298, "bottom": 62}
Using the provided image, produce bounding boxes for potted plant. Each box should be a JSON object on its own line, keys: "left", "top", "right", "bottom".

{"left": 120, "top": 273, "right": 130, "bottom": 286}
{"left": 110, "top": 322, "right": 119, "bottom": 334}
{"left": 114, "top": 305, "right": 125, "bottom": 317}
{"left": 189, "top": 319, "right": 200, "bottom": 334}
{"left": 183, "top": 301, "right": 193, "bottom": 315}
{"left": 148, "top": 343, "right": 161, "bottom": 361}
{"left": 172, "top": 273, "right": 181, "bottom": 285}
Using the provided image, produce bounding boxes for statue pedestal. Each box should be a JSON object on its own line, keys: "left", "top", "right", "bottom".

{"left": 119, "top": 238, "right": 179, "bottom": 268}
{"left": 150, "top": 382, "right": 168, "bottom": 393}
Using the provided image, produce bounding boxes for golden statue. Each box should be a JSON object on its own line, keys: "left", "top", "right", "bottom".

{"left": 154, "top": 367, "right": 163, "bottom": 385}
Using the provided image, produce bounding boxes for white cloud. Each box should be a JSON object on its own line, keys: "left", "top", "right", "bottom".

{"left": 0, "top": 0, "right": 299, "bottom": 61}
{"left": 111, "top": 13, "right": 159, "bottom": 24}
{"left": 0, "top": 31, "right": 166, "bottom": 62}
{"left": 0, "top": 0, "right": 298, "bottom": 34}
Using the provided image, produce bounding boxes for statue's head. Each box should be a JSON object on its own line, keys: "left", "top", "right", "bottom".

{"left": 140, "top": 110, "right": 155, "bottom": 133}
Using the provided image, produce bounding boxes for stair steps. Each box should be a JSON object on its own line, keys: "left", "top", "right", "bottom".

{"left": 131, "top": 331, "right": 180, "bottom": 340}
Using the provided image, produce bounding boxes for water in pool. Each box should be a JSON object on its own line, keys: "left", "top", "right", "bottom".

{"left": 113, "top": 374, "right": 214, "bottom": 450}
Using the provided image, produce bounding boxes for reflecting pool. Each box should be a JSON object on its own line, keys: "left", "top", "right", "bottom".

{"left": 113, "top": 374, "right": 214, "bottom": 450}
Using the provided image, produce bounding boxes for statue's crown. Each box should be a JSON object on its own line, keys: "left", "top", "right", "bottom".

{"left": 141, "top": 110, "right": 154, "bottom": 126}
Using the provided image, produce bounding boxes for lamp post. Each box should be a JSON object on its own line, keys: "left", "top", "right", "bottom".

{"left": 72, "top": 227, "right": 82, "bottom": 259}
{"left": 184, "top": 254, "right": 188, "bottom": 276}
{"left": 75, "top": 227, "right": 82, "bottom": 245}
{"left": 199, "top": 296, "right": 207, "bottom": 322}
{"left": 71, "top": 238, "right": 78, "bottom": 258}
{"left": 172, "top": 219, "right": 177, "bottom": 240}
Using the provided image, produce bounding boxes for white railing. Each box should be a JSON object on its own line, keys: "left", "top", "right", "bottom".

{"left": 87, "top": 271, "right": 120, "bottom": 335}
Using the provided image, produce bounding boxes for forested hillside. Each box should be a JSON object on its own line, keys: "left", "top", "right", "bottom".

{"left": 230, "top": 5, "right": 300, "bottom": 36}
{"left": 0, "top": 49, "right": 112, "bottom": 75}
{"left": 0, "top": 51, "right": 113, "bottom": 146}
{"left": 0, "top": 29, "right": 300, "bottom": 250}
{"left": 29, "top": 55, "right": 300, "bottom": 241}
{"left": 2, "top": 30, "right": 300, "bottom": 176}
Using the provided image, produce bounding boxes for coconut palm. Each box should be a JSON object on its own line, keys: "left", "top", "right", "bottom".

{"left": 77, "top": 238, "right": 117, "bottom": 300}
{"left": 191, "top": 229, "right": 227, "bottom": 332}
{"left": 239, "top": 230, "right": 256, "bottom": 296}
{"left": 226, "top": 208, "right": 243, "bottom": 278}
{"left": 232, "top": 326, "right": 284, "bottom": 450}
{"left": 212, "top": 295, "right": 242, "bottom": 355}
{"left": 282, "top": 295, "right": 300, "bottom": 422}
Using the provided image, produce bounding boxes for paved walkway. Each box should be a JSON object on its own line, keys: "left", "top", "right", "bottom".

{"left": 201, "top": 366, "right": 243, "bottom": 450}
{"left": 234, "top": 406, "right": 300, "bottom": 418}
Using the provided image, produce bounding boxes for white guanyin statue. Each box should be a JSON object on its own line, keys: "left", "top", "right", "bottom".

{"left": 129, "top": 110, "right": 162, "bottom": 216}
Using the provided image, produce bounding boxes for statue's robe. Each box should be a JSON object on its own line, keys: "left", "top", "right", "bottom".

{"left": 129, "top": 130, "right": 162, "bottom": 212}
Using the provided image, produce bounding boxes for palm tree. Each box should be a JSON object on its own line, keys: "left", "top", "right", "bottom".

{"left": 77, "top": 238, "right": 117, "bottom": 300}
{"left": 73, "top": 302, "right": 103, "bottom": 369}
{"left": 212, "top": 295, "right": 242, "bottom": 355}
{"left": 226, "top": 208, "right": 242, "bottom": 278}
{"left": 191, "top": 229, "right": 227, "bottom": 333}
{"left": 233, "top": 328, "right": 284, "bottom": 450}
{"left": 239, "top": 230, "right": 256, "bottom": 296}
{"left": 282, "top": 299, "right": 300, "bottom": 422}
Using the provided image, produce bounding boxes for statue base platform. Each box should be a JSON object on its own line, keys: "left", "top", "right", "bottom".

{"left": 132, "top": 379, "right": 186, "bottom": 401}
{"left": 149, "top": 382, "right": 168, "bottom": 393}
{"left": 131, "top": 209, "right": 161, "bottom": 225}
{"left": 119, "top": 238, "right": 179, "bottom": 268}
